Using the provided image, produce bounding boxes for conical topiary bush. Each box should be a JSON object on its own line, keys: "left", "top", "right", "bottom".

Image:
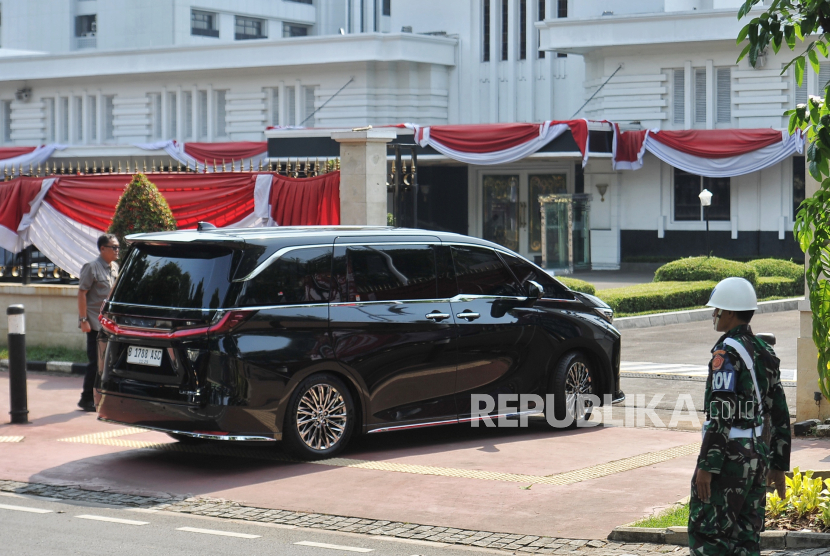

{"left": 108, "top": 173, "right": 177, "bottom": 261}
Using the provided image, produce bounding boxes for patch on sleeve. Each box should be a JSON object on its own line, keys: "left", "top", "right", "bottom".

{"left": 712, "top": 350, "right": 727, "bottom": 371}
{"left": 711, "top": 358, "right": 737, "bottom": 392}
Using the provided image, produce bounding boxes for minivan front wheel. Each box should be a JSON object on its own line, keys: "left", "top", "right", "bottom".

{"left": 283, "top": 373, "right": 355, "bottom": 460}
{"left": 546, "top": 351, "right": 595, "bottom": 428}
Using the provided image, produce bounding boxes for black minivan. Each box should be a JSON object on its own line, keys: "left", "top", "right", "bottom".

{"left": 97, "top": 226, "right": 623, "bottom": 459}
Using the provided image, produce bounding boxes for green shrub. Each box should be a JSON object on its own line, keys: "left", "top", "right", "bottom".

{"left": 747, "top": 258, "right": 804, "bottom": 281}
{"left": 756, "top": 276, "right": 804, "bottom": 298}
{"left": 654, "top": 257, "right": 757, "bottom": 286}
{"left": 556, "top": 276, "right": 596, "bottom": 295}
{"left": 108, "top": 173, "right": 177, "bottom": 261}
{"left": 597, "top": 281, "right": 716, "bottom": 314}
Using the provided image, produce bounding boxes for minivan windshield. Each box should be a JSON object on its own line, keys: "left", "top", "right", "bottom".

{"left": 112, "top": 243, "right": 234, "bottom": 309}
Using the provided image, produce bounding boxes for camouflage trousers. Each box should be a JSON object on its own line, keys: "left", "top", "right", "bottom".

{"left": 688, "top": 438, "right": 768, "bottom": 556}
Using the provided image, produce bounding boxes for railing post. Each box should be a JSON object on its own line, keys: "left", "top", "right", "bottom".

{"left": 7, "top": 304, "right": 28, "bottom": 424}
{"left": 21, "top": 247, "right": 31, "bottom": 285}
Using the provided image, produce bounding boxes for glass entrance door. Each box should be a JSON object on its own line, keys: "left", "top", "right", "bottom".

{"left": 529, "top": 174, "right": 567, "bottom": 254}
{"left": 482, "top": 175, "right": 519, "bottom": 252}
{"left": 540, "top": 194, "right": 591, "bottom": 271}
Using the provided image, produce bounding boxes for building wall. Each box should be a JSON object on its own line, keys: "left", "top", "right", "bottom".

{"left": 0, "top": 284, "right": 85, "bottom": 350}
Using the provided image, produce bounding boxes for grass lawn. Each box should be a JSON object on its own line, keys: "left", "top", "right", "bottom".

{"left": 631, "top": 503, "right": 689, "bottom": 528}
{"left": 0, "top": 345, "right": 87, "bottom": 363}
{"left": 613, "top": 296, "right": 797, "bottom": 318}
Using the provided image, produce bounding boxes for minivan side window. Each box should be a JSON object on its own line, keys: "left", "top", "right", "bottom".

{"left": 497, "top": 251, "right": 574, "bottom": 300}
{"left": 451, "top": 246, "right": 522, "bottom": 297}
{"left": 237, "top": 247, "right": 332, "bottom": 307}
{"left": 332, "top": 244, "right": 437, "bottom": 302}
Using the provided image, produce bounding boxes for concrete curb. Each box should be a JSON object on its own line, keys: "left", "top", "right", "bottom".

{"left": 608, "top": 526, "right": 828, "bottom": 548}
{"left": 0, "top": 359, "right": 85, "bottom": 374}
{"left": 613, "top": 297, "right": 803, "bottom": 330}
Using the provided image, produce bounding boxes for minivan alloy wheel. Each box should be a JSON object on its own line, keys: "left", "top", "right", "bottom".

{"left": 296, "top": 383, "right": 348, "bottom": 451}
{"left": 564, "top": 361, "right": 592, "bottom": 421}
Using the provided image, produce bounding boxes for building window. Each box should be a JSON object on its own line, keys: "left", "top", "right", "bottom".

{"left": 557, "top": 0, "right": 567, "bottom": 18}
{"left": 537, "top": 0, "right": 545, "bottom": 58}
{"left": 74, "top": 96, "right": 83, "bottom": 143}
{"left": 44, "top": 98, "right": 55, "bottom": 142}
{"left": 674, "top": 169, "right": 730, "bottom": 222}
{"left": 795, "top": 70, "right": 809, "bottom": 106}
{"left": 269, "top": 89, "right": 280, "bottom": 127}
{"left": 793, "top": 155, "right": 805, "bottom": 219}
{"left": 557, "top": 52, "right": 567, "bottom": 58}
{"left": 235, "top": 16, "right": 266, "bottom": 40}
{"left": 483, "top": 0, "right": 491, "bottom": 62}
{"left": 191, "top": 10, "right": 219, "bottom": 37}
{"left": 104, "top": 95, "right": 114, "bottom": 141}
{"left": 75, "top": 14, "right": 96, "bottom": 49}
{"left": 694, "top": 68, "right": 706, "bottom": 124}
{"left": 501, "top": 0, "right": 508, "bottom": 61}
{"left": 215, "top": 90, "right": 227, "bottom": 137}
{"left": 89, "top": 95, "right": 97, "bottom": 142}
{"left": 519, "top": 0, "right": 526, "bottom": 60}
{"left": 60, "top": 97, "right": 69, "bottom": 143}
{"left": 149, "top": 93, "right": 161, "bottom": 140}
{"left": 183, "top": 91, "right": 193, "bottom": 140}
{"left": 382, "top": 0, "right": 391, "bottom": 16}
{"left": 672, "top": 68, "right": 685, "bottom": 125}
{"left": 303, "top": 86, "right": 316, "bottom": 127}
{"left": 284, "top": 23, "right": 309, "bottom": 37}
{"left": 198, "top": 90, "right": 208, "bottom": 139}
{"left": 2, "top": 100, "right": 11, "bottom": 143}
{"left": 286, "top": 86, "right": 296, "bottom": 126}
{"left": 716, "top": 67, "right": 731, "bottom": 124}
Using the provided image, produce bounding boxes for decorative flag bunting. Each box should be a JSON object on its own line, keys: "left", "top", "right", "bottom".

{"left": 402, "top": 120, "right": 591, "bottom": 166}
{"left": 0, "top": 171, "right": 340, "bottom": 276}
{"left": 135, "top": 140, "right": 268, "bottom": 172}
{"left": 612, "top": 125, "right": 804, "bottom": 177}
{"left": 0, "top": 144, "right": 67, "bottom": 176}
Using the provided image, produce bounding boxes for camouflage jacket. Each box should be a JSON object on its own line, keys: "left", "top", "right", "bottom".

{"left": 698, "top": 324, "right": 791, "bottom": 474}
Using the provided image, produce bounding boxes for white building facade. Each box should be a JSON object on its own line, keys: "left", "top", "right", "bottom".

{"left": 0, "top": 0, "right": 807, "bottom": 268}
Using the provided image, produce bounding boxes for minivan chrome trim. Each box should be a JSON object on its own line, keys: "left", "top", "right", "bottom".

{"left": 107, "top": 301, "right": 213, "bottom": 313}
{"left": 98, "top": 418, "right": 280, "bottom": 441}
{"left": 365, "top": 410, "right": 540, "bottom": 433}
{"left": 329, "top": 298, "right": 453, "bottom": 307}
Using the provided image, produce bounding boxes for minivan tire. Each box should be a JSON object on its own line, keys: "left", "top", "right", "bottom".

{"left": 283, "top": 373, "right": 356, "bottom": 460}
{"left": 545, "top": 351, "right": 595, "bottom": 429}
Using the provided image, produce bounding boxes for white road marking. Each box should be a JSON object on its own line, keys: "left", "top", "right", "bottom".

{"left": 125, "top": 508, "right": 159, "bottom": 514}
{"left": 370, "top": 535, "right": 448, "bottom": 547}
{"left": 76, "top": 514, "right": 149, "bottom": 525}
{"left": 620, "top": 361, "right": 796, "bottom": 381}
{"left": 294, "top": 541, "right": 373, "bottom": 552}
{"left": 0, "top": 503, "right": 52, "bottom": 514}
{"left": 176, "top": 526, "right": 261, "bottom": 539}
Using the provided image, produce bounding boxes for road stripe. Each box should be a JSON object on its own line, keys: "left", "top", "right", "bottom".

{"left": 621, "top": 361, "right": 796, "bottom": 382}
{"left": 176, "top": 526, "right": 261, "bottom": 539}
{"left": 294, "top": 541, "right": 373, "bottom": 552}
{"left": 0, "top": 503, "right": 52, "bottom": 514}
{"left": 370, "top": 535, "right": 448, "bottom": 547}
{"left": 0, "top": 436, "right": 24, "bottom": 442}
{"left": 76, "top": 514, "right": 149, "bottom": 525}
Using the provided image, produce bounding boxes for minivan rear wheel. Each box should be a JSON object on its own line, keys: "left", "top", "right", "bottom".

{"left": 546, "top": 351, "right": 595, "bottom": 429}
{"left": 283, "top": 373, "right": 355, "bottom": 460}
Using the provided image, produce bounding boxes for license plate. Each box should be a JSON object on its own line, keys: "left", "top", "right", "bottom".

{"left": 126, "top": 346, "right": 163, "bottom": 367}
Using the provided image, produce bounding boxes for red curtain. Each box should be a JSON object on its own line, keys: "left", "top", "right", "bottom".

{"left": 0, "top": 177, "right": 45, "bottom": 234}
{"left": 614, "top": 126, "right": 648, "bottom": 164}
{"left": 184, "top": 142, "right": 267, "bottom": 162}
{"left": 0, "top": 146, "right": 37, "bottom": 159}
{"left": 270, "top": 171, "right": 340, "bottom": 226}
{"left": 44, "top": 173, "right": 258, "bottom": 230}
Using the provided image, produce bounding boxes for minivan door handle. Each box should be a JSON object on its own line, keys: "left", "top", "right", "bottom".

{"left": 456, "top": 311, "right": 480, "bottom": 321}
{"left": 425, "top": 312, "right": 451, "bottom": 322}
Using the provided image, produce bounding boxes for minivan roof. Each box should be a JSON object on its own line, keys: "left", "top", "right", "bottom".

{"left": 126, "top": 226, "right": 501, "bottom": 250}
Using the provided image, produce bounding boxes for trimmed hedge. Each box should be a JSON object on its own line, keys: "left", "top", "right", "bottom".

{"left": 756, "top": 276, "right": 804, "bottom": 298}
{"left": 597, "top": 281, "right": 717, "bottom": 314}
{"left": 653, "top": 257, "right": 757, "bottom": 286}
{"left": 747, "top": 258, "right": 803, "bottom": 282}
{"left": 556, "top": 276, "right": 596, "bottom": 295}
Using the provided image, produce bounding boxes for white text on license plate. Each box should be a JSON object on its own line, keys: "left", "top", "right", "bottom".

{"left": 127, "top": 346, "right": 163, "bottom": 367}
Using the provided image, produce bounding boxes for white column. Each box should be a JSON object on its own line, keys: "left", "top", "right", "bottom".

{"left": 705, "top": 59, "right": 714, "bottom": 129}
{"left": 332, "top": 129, "right": 396, "bottom": 225}
{"left": 55, "top": 93, "right": 64, "bottom": 145}
{"left": 81, "top": 93, "right": 89, "bottom": 145}
{"left": 161, "top": 87, "right": 169, "bottom": 140}
{"left": 95, "top": 91, "right": 103, "bottom": 144}
{"left": 68, "top": 94, "right": 77, "bottom": 144}
{"left": 527, "top": 0, "right": 536, "bottom": 122}
{"left": 191, "top": 86, "right": 198, "bottom": 140}
{"left": 278, "top": 81, "right": 286, "bottom": 128}
{"left": 507, "top": 0, "right": 517, "bottom": 123}
{"left": 683, "top": 61, "right": 692, "bottom": 130}
{"left": 295, "top": 79, "right": 303, "bottom": 126}
{"left": 206, "top": 84, "right": 214, "bottom": 142}
{"left": 489, "top": 0, "right": 498, "bottom": 122}
{"left": 175, "top": 87, "right": 183, "bottom": 143}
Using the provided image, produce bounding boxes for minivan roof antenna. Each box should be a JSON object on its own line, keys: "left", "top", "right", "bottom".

{"left": 197, "top": 221, "right": 217, "bottom": 231}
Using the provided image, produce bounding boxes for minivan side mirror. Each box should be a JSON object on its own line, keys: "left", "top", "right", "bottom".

{"left": 526, "top": 280, "right": 544, "bottom": 302}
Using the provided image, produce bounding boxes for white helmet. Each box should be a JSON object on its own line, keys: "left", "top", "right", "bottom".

{"left": 706, "top": 277, "right": 757, "bottom": 311}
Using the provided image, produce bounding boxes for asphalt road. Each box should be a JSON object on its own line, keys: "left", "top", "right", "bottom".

{"left": 0, "top": 492, "right": 497, "bottom": 556}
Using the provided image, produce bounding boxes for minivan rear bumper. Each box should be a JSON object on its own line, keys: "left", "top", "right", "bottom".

{"left": 97, "top": 392, "right": 282, "bottom": 441}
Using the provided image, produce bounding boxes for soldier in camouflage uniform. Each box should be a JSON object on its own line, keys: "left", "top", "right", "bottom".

{"left": 688, "top": 277, "right": 791, "bottom": 556}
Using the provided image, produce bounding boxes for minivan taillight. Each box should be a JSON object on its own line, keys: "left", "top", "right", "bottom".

{"left": 100, "top": 310, "right": 254, "bottom": 339}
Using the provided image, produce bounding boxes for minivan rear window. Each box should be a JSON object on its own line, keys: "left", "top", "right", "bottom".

{"left": 112, "top": 243, "right": 234, "bottom": 309}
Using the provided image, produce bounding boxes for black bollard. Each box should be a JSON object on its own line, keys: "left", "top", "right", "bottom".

{"left": 7, "top": 304, "right": 28, "bottom": 424}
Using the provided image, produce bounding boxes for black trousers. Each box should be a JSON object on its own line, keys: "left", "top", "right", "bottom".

{"left": 81, "top": 330, "right": 98, "bottom": 401}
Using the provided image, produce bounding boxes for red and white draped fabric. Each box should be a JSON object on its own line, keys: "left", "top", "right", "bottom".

{"left": 136, "top": 141, "right": 268, "bottom": 172}
{"left": 0, "top": 144, "right": 67, "bottom": 176}
{"left": 402, "top": 120, "right": 591, "bottom": 166}
{"left": 0, "top": 171, "right": 340, "bottom": 276}
{"left": 612, "top": 125, "right": 804, "bottom": 177}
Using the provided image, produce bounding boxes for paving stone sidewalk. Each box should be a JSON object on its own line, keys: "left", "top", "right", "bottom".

{"left": 1, "top": 480, "right": 827, "bottom": 555}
